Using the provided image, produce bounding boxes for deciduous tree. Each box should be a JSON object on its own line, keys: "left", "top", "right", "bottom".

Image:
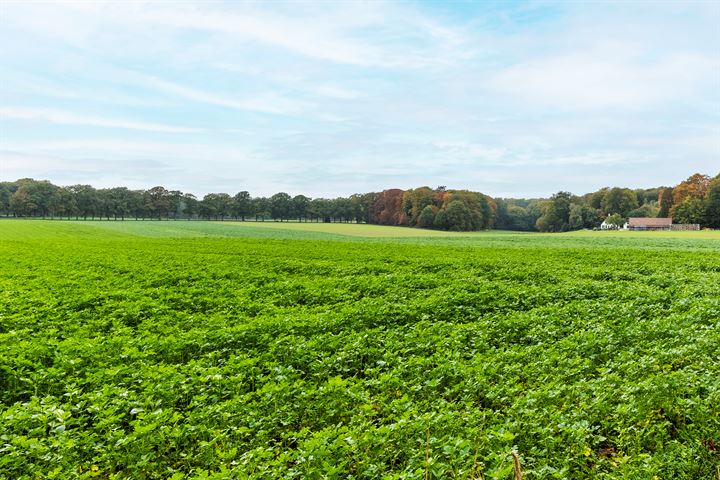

{"left": 270, "top": 192, "right": 292, "bottom": 221}
{"left": 658, "top": 188, "right": 673, "bottom": 217}
{"left": 673, "top": 198, "right": 706, "bottom": 225}
{"left": 232, "top": 191, "right": 253, "bottom": 221}
{"left": 705, "top": 176, "right": 720, "bottom": 228}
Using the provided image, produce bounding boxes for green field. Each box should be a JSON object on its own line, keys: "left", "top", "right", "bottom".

{"left": 1, "top": 221, "right": 719, "bottom": 479}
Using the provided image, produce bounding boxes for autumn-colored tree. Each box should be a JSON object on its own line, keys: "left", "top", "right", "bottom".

{"left": 2, "top": 174, "right": 712, "bottom": 229}
{"left": 401, "top": 187, "right": 434, "bottom": 226}
{"left": 671, "top": 173, "right": 710, "bottom": 218}
{"left": 370, "top": 189, "right": 406, "bottom": 226}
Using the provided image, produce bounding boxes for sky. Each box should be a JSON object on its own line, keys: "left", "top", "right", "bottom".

{"left": 0, "top": 0, "right": 718, "bottom": 198}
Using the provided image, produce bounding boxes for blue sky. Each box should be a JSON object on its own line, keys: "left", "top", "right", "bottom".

{"left": 1, "top": 1, "right": 718, "bottom": 198}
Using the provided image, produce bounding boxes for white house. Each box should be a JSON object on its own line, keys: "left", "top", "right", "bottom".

{"left": 600, "top": 218, "right": 623, "bottom": 230}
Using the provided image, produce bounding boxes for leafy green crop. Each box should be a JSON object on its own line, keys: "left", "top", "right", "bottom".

{"left": 1, "top": 221, "right": 719, "bottom": 479}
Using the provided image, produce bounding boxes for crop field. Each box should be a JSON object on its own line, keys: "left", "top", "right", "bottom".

{"left": 1, "top": 220, "right": 719, "bottom": 479}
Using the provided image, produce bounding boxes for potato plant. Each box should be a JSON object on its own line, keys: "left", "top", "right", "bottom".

{"left": 0, "top": 221, "right": 719, "bottom": 478}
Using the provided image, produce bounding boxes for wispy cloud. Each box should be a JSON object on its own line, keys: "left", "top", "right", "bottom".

{"left": 142, "top": 76, "right": 311, "bottom": 115}
{"left": 1, "top": 1, "right": 718, "bottom": 197}
{"left": 488, "top": 48, "right": 718, "bottom": 111}
{"left": 0, "top": 107, "right": 202, "bottom": 133}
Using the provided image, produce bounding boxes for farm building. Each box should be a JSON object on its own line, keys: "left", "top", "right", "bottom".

{"left": 627, "top": 217, "right": 672, "bottom": 231}
{"left": 600, "top": 218, "right": 621, "bottom": 230}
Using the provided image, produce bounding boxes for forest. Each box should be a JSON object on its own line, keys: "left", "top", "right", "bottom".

{"left": 1, "top": 172, "right": 718, "bottom": 231}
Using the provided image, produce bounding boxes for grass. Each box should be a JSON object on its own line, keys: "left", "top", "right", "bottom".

{"left": 1, "top": 220, "right": 719, "bottom": 479}
{"left": 3, "top": 218, "right": 719, "bottom": 241}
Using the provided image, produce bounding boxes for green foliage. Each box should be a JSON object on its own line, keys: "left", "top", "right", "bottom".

{"left": 503, "top": 204, "right": 537, "bottom": 231}
{"left": 6, "top": 173, "right": 720, "bottom": 231}
{"left": 627, "top": 202, "right": 660, "bottom": 219}
{"left": 673, "top": 198, "right": 706, "bottom": 225}
{"left": 270, "top": 192, "right": 293, "bottom": 221}
{"left": 634, "top": 187, "right": 660, "bottom": 206}
{"left": 603, "top": 213, "right": 625, "bottom": 229}
{"left": 440, "top": 191, "right": 493, "bottom": 231}
{"left": 569, "top": 204, "right": 603, "bottom": 230}
{"left": 434, "top": 199, "right": 473, "bottom": 231}
{"left": 536, "top": 192, "right": 572, "bottom": 232}
{"left": 1, "top": 221, "right": 719, "bottom": 479}
{"left": 291, "top": 195, "right": 310, "bottom": 221}
{"left": 705, "top": 176, "right": 720, "bottom": 229}
{"left": 601, "top": 188, "right": 638, "bottom": 217}
{"left": 200, "top": 193, "right": 232, "bottom": 220}
{"left": 232, "top": 191, "right": 253, "bottom": 221}
{"left": 658, "top": 188, "right": 673, "bottom": 218}
{"left": 401, "top": 187, "right": 435, "bottom": 226}
{"left": 0, "top": 182, "right": 12, "bottom": 214}
{"left": 417, "top": 205, "right": 436, "bottom": 228}
{"left": 145, "top": 186, "right": 173, "bottom": 219}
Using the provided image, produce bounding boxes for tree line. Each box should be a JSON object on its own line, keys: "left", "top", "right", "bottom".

{"left": 494, "top": 172, "right": 719, "bottom": 231}
{"left": 1, "top": 171, "right": 718, "bottom": 231}
{"left": 0, "top": 180, "right": 497, "bottom": 231}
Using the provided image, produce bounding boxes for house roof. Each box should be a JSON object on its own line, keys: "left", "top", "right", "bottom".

{"left": 628, "top": 217, "right": 672, "bottom": 226}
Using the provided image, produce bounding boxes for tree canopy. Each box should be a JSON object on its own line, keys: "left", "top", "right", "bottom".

{"left": 1, "top": 171, "right": 718, "bottom": 231}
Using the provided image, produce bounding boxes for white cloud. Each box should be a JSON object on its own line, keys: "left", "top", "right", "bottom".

{"left": 1, "top": 71, "right": 173, "bottom": 108}
{"left": 1, "top": 1, "right": 468, "bottom": 69}
{"left": 5, "top": 138, "right": 257, "bottom": 163}
{"left": 157, "top": 8, "right": 387, "bottom": 67}
{"left": 0, "top": 107, "right": 202, "bottom": 133}
{"left": 1, "top": 1, "right": 718, "bottom": 197}
{"left": 0, "top": 151, "right": 61, "bottom": 174}
{"left": 143, "top": 76, "right": 311, "bottom": 115}
{"left": 488, "top": 48, "right": 718, "bottom": 111}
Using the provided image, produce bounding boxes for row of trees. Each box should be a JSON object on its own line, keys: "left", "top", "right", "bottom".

{"left": 1, "top": 172, "right": 718, "bottom": 231}
{"left": 0, "top": 180, "right": 371, "bottom": 223}
{"left": 0, "top": 180, "right": 495, "bottom": 231}
{"left": 525, "top": 173, "right": 720, "bottom": 232}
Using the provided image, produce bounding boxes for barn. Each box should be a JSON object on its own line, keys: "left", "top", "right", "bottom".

{"left": 627, "top": 217, "right": 672, "bottom": 231}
